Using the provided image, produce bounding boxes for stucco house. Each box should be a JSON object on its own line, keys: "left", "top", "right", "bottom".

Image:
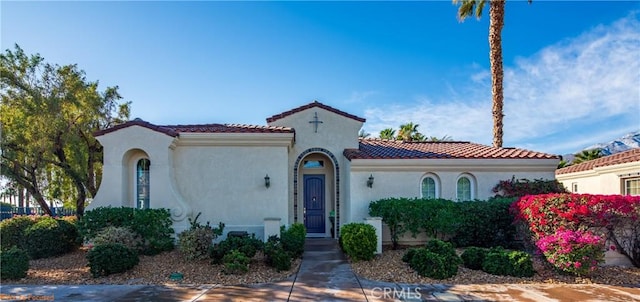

{"left": 89, "top": 101, "right": 559, "bottom": 239}
{"left": 556, "top": 148, "right": 640, "bottom": 196}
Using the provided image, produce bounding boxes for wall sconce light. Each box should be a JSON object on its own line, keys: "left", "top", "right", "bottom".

{"left": 366, "top": 174, "right": 374, "bottom": 188}
{"left": 264, "top": 174, "right": 271, "bottom": 188}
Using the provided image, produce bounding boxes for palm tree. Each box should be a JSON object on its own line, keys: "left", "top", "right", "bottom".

{"left": 379, "top": 128, "right": 396, "bottom": 140}
{"left": 397, "top": 122, "right": 421, "bottom": 142}
{"left": 573, "top": 149, "right": 603, "bottom": 164}
{"left": 427, "top": 135, "right": 454, "bottom": 142}
{"left": 454, "top": 0, "right": 506, "bottom": 148}
{"left": 358, "top": 129, "right": 371, "bottom": 138}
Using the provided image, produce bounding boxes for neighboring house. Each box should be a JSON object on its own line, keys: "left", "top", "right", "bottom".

{"left": 556, "top": 148, "right": 640, "bottom": 196}
{"left": 90, "top": 101, "right": 559, "bottom": 239}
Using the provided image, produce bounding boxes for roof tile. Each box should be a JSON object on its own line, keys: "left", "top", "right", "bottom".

{"left": 266, "top": 100, "right": 366, "bottom": 123}
{"left": 556, "top": 148, "right": 640, "bottom": 175}
{"left": 344, "top": 138, "right": 559, "bottom": 160}
{"left": 94, "top": 119, "right": 293, "bottom": 137}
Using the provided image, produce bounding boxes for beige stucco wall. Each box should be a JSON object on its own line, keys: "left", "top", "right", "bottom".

{"left": 268, "top": 105, "right": 363, "bottom": 235}
{"left": 91, "top": 126, "right": 294, "bottom": 236}
{"left": 347, "top": 158, "right": 559, "bottom": 223}
{"left": 557, "top": 161, "right": 639, "bottom": 195}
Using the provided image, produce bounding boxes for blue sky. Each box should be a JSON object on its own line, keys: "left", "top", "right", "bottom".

{"left": 2, "top": 1, "right": 639, "bottom": 155}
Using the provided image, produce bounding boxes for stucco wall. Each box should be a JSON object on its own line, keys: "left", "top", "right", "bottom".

{"left": 557, "top": 161, "right": 639, "bottom": 195}
{"left": 347, "top": 158, "right": 558, "bottom": 222}
{"left": 268, "top": 105, "right": 363, "bottom": 233}
{"left": 172, "top": 144, "right": 289, "bottom": 236}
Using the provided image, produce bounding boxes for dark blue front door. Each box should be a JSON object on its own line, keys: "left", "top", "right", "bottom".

{"left": 304, "top": 175, "right": 325, "bottom": 234}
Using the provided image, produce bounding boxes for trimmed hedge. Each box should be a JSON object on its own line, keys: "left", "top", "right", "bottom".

{"left": 404, "top": 239, "right": 461, "bottom": 279}
{"left": 340, "top": 223, "right": 377, "bottom": 261}
{"left": 23, "top": 217, "right": 79, "bottom": 259}
{"left": 461, "top": 247, "right": 488, "bottom": 270}
{"left": 482, "top": 247, "right": 534, "bottom": 277}
{"left": 0, "top": 247, "right": 29, "bottom": 280}
{"left": 280, "top": 223, "right": 306, "bottom": 258}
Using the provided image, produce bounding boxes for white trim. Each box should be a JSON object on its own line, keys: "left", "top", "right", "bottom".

{"left": 350, "top": 158, "right": 559, "bottom": 172}
{"left": 176, "top": 132, "right": 294, "bottom": 148}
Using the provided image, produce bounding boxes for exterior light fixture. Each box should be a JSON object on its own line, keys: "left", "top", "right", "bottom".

{"left": 367, "top": 174, "right": 374, "bottom": 188}
{"left": 264, "top": 174, "right": 271, "bottom": 188}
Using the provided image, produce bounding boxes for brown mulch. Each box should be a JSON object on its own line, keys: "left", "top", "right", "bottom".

{"left": 351, "top": 247, "right": 640, "bottom": 286}
{"left": 8, "top": 247, "right": 300, "bottom": 285}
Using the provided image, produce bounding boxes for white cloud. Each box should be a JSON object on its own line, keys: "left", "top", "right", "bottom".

{"left": 363, "top": 13, "right": 640, "bottom": 153}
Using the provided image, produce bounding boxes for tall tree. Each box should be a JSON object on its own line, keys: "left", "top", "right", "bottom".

{"left": 573, "top": 149, "right": 604, "bottom": 165}
{"left": 379, "top": 128, "right": 396, "bottom": 140}
{"left": 0, "top": 44, "right": 130, "bottom": 217}
{"left": 454, "top": 0, "right": 506, "bottom": 147}
{"left": 397, "top": 122, "right": 422, "bottom": 142}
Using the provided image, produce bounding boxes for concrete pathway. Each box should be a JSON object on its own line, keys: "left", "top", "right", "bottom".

{"left": 2, "top": 238, "right": 640, "bottom": 301}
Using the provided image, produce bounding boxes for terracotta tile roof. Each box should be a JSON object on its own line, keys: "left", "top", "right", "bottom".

{"left": 343, "top": 138, "right": 559, "bottom": 160}
{"left": 556, "top": 148, "right": 640, "bottom": 175}
{"left": 94, "top": 119, "right": 179, "bottom": 137}
{"left": 266, "top": 100, "right": 366, "bottom": 123}
{"left": 94, "top": 119, "right": 293, "bottom": 137}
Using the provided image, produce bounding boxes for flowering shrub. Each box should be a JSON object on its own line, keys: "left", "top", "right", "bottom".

{"left": 513, "top": 193, "right": 640, "bottom": 270}
{"left": 536, "top": 230, "right": 604, "bottom": 275}
{"left": 492, "top": 177, "right": 568, "bottom": 198}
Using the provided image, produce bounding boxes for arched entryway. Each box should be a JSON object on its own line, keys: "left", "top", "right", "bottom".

{"left": 293, "top": 148, "right": 339, "bottom": 238}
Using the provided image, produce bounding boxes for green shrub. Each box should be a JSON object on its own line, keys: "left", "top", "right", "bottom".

{"left": 92, "top": 226, "right": 143, "bottom": 252}
{"left": 482, "top": 247, "right": 534, "bottom": 277}
{"left": 209, "top": 233, "right": 262, "bottom": 264}
{"left": 78, "top": 207, "right": 175, "bottom": 255}
{"left": 0, "top": 247, "right": 29, "bottom": 280}
{"left": 222, "top": 249, "right": 250, "bottom": 274}
{"left": 86, "top": 243, "right": 139, "bottom": 277}
{"left": 57, "top": 218, "right": 81, "bottom": 252}
{"left": 402, "top": 248, "right": 419, "bottom": 263}
{"left": 23, "top": 217, "right": 68, "bottom": 259}
{"left": 0, "top": 216, "right": 41, "bottom": 251}
{"left": 340, "top": 223, "right": 377, "bottom": 261}
{"left": 424, "top": 239, "right": 461, "bottom": 265}
{"left": 450, "top": 198, "right": 519, "bottom": 248}
{"left": 280, "top": 223, "right": 306, "bottom": 258}
{"left": 461, "top": 247, "right": 488, "bottom": 270}
{"left": 263, "top": 236, "right": 291, "bottom": 271}
{"left": 369, "top": 197, "right": 415, "bottom": 249}
{"left": 178, "top": 214, "right": 224, "bottom": 261}
{"left": 408, "top": 248, "right": 457, "bottom": 279}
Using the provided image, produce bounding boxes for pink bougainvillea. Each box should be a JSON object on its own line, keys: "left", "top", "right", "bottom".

{"left": 512, "top": 193, "right": 640, "bottom": 272}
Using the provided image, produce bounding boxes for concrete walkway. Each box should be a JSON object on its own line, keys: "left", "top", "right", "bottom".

{"left": 2, "top": 238, "right": 640, "bottom": 301}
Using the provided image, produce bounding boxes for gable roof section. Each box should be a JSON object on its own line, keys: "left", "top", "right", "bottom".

{"left": 94, "top": 119, "right": 293, "bottom": 137}
{"left": 266, "top": 100, "right": 366, "bottom": 123}
{"left": 344, "top": 139, "right": 559, "bottom": 160}
{"left": 556, "top": 148, "right": 640, "bottom": 175}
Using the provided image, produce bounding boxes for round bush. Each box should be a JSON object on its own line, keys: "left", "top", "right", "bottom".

{"left": 93, "top": 226, "right": 143, "bottom": 252}
{"left": 86, "top": 243, "right": 139, "bottom": 277}
{"left": 0, "top": 247, "right": 29, "bottom": 280}
{"left": 482, "top": 247, "right": 534, "bottom": 277}
{"left": 424, "top": 239, "right": 461, "bottom": 265}
{"left": 23, "top": 217, "right": 67, "bottom": 259}
{"left": 281, "top": 223, "right": 306, "bottom": 258}
{"left": 409, "top": 248, "right": 458, "bottom": 279}
{"left": 222, "top": 249, "right": 250, "bottom": 274}
{"left": 57, "top": 218, "right": 81, "bottom": 252}
{"left": 0, "top": 216, "right": 40, "bottom": 251}
{"left": 461, "top": 247, "right": 488, "bottom": 270}
{"left": 402, "top": 248, "right": 419, "bottom": 263}
{"left": 340, "top": 223, "right": 377, "bottom": 261}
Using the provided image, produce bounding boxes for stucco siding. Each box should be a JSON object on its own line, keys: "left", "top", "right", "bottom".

{"left": 557, "top": 161, "right": 639, "bottom": 195}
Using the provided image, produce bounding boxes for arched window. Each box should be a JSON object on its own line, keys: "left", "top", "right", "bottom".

{"left": 136, "top": 159, "right": 150, "bottom": 209}
{"left": 421, "top": 174, "right": 440, "bottom": 199}
{"left": 456, "top": 174, "right": 475, "bottom": 201}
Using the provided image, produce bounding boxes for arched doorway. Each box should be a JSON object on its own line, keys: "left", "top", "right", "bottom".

{"left": 293, "top": 149, "right": 339, "bottom": 238}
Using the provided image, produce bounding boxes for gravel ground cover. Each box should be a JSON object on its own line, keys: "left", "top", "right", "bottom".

{"left": 7, "top": 247, "right": 300, "bottom": 285}
{"left": 351, "top": 247, "right": 640, "bottom": 286}
{"left": 7, "top": 246, "right": 640, "bottom": 287}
